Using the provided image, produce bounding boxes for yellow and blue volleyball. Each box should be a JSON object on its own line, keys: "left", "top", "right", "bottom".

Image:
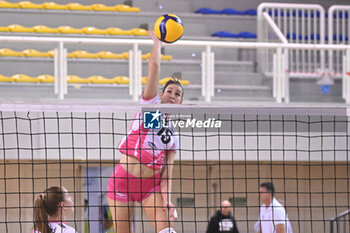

{"left": 154, "top": 14, "right": 184, "bottom": 43}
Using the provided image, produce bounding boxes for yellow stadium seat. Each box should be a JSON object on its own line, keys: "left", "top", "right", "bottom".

{"left": 141, "top": 53, "right": 172, "bottom": 60}
{"left": 161, "top": 54, "right": 173, "bottom": 60}
{"left": 8, "top": 24, "right": 34, "bottom": 33}
{"left": 141, "top": 53, "right": 150, "bottom": 60}
{"left": 38, "top": 74, "right": 54, "bottom": 83}
{"left": 90, "top": 3, "right": 115, "bottom": 11}
{"left": 97, "top": 51, "right": 126, "bottom": 59}
{"left": 113, "top": 76, "right": 129, "bottom": 84}
{"left": 33, "top": 25, "right": 58, "bottom": 33}
{"left": 0, "top": 26, "right": 9, "bottom": 32}
{"left": 48, "top": 50, "right": 55, "bottom": 57}
{"left": 22, "top": 49, "right": 49, "bottom": 57}
{"left": 82, "top": 26, "right": 107, "bottom": 35}
{"left": 89, "top": 75, "right": 115, "bottom": 84}
{"left": 159, "top": 77, "right": 190, "bottom": 86}
{"left": 12, "top": 74, "right": 39, "bottom": 83}
{"left": 0, "top": 1, "right": 141, "bottom": 12}
{"left": 67, "top": 75, "right": 90, "bottom": 84}
{"left": 123, "top": 52, "right": 131, "bottom": 59}
{"left": 70, "top": 50, "right": 99, "bottom": 59}
{"left": 57, "top": 26, "right": 83, "bottom": 34}
{"left": 0, "top": 48, "right": 23, "bottom": 57}
{"left": 66, "top": 52, "right": 74, "bottom": 58}
{"left": 180, "top": 80, "right": 190, "bottom": 85}
{"left": 159, "top": 77, "right": 171, "bottom": 85}
{"left": 0, "top": 1, "right": 18, "bottom": 8}
{"left": 115, "top": 4, "right": 140, "bottom": 12}
{"left": 66, "top": 3, "right": 91, "bottom": 11}
{"left": 42, "top": 2, "right": 67, "bottom": 10}
{"left": 106, "top": 27, "right": 131, "bottom": 35}
{"left": 131, "top": 28, "right": 148, "bottom": 36}
{"left": 119, "top": 52, "right": 130, "bottom": 59}
{"left": 18, "top": 1, "right": 43, "bottom": 9}
{"left": 0, "top": 74, "right": 13, "bottom": 82}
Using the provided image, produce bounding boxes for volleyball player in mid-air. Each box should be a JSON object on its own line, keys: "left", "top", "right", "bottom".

{"left": 107, "top": 31, "right": 183, "bottom": 233}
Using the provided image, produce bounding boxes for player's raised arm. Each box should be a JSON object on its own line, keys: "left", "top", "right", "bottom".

{"left": 143, "top": 31, "right": 162, "bottom": 100}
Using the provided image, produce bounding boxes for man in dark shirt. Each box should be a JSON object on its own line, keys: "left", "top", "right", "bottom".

{"left": 206, "top": 200, "right": 239, "bottom": 233}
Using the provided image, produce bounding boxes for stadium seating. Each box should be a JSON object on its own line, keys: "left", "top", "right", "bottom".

{"left": 285, "top": 33, "right": 349, "bottom": 41}
{"left": 0, "top": 0, "right": 272, "bottom": 102}
{"left": 18, "top": 1, "right": 42, "bottom": 9}
{"left": 0, "top": 74, "right": 190, "bottom": 85}
{"left": 195, "top": 8, "right": 257, "bottom": 16}
{"left": 0, "top": 48, "right": 22, "bottom": 57}
{"left": 0, "top": 24, "right": 148, "bottom": 36}
{"left": 0, "top": 48, "right": 173, "bottom": 60}
{"left": 12, "top": 74, "right": 39, "bottom": 82}
{"left": 211, "top": 31, "right": 257, "bottom": 39}
{"left": 37, "top": 74, "right": 54, "bottom": 83}
{"left": 33, "top": 25, "right": 59, "bottom": 33}
{"left": 268, "top": 9, "right": 349, "bottom": 19}
{"left": 42, "top": 2, "right": 67, "bottom": 10}
{"left": 0, "top": 1, "right": 140, "bottom": 12}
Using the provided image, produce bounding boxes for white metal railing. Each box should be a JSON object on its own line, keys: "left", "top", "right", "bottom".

{"left": 328, "top": 6, "right": 350, "bottom": 75}
{"left": 262, "top": 12, "right": 289, "bottom": 44}
{"left": 258, "top": 10, "right": 289, "bottom": 102}
{"left": 343, "top": 49, "right": 350, "bottom": 101}
{"left": 54, "top": 41, "right": 67, "bottom": 100}
{"left": 129, "top": 43, "right": 142, "bottom": 101}
{"left": 201, "top": 45, "right": 214, "bottom": 102}
{"left": 0, "top": 36, "right": 350, "bottom": 102}
{"left": 258, "top": 3, "right": 325, "bottom": 77}
{"left": 258, "top": 7, "right": 288, "bottom": 74}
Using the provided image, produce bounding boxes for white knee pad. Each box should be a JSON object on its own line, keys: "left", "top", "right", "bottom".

{"left": 159, "top": 227, "right": 176, "bottom": 233}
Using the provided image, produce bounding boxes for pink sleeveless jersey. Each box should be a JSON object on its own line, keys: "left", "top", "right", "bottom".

{"left": 118, "top": 94, "right": 179, "bottom": 170}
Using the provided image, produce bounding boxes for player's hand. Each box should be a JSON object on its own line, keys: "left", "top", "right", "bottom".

{"left": 163, "top": 201, "right": 177, "bottom": 221}
{"left": 147, "top": 31, "right": 161, "bottom": 45}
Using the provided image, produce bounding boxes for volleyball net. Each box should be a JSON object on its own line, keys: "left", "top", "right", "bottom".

{"left": 0, "top": 102, "right": 349, "bottom": 233}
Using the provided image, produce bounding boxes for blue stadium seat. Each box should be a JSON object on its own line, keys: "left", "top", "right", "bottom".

{"left": 333, "top": 34, "right": 349, "bottom": 41}
{"left": 268, "top": 10, "right": 285, "bottom": 17}
{"left": 268, "top": 10, "right": 322, "bottom": 18}
{"left": 310, "top": 34, "right": 321, "bottom": 41}
{"left": 194, "top": 8, "right": 223, "bottom": 14}
{"left": 244, "top": 9, "right": 257, "bottom": 16}
{"left": 286, "top": 33, "right": 303, "bottom": 40}
{"left": 211, "top": 31, "right": 240, "bottom": 38}
{"left": 212, "top": 31, "right": 256, "bottom": 39}
{"left": 239, "top": 32, "right": 257, "bottom": 39}
{"left": 222, "top": 8, "right": 246, "bottom": 15}
{"left": 195, "top": 8, "right": 257, "bottom": 16}
{"left": 310, "top": 11, "right": 321, "bottom": 18}
{"left": 332, "top": 12, "right": 349, "bottom": 19}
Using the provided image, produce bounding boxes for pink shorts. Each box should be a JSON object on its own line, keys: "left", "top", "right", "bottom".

{"left": 107, "top": 164, "right": 162, "bottom": 203}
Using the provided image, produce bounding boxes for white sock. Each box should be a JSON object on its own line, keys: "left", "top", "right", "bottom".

{"left": 173, "top": 209, "right": 178, "bottom": 219}
{"left": 170, "top": 209, "right": 178, "bottom": 221}
{"left": 158, "top": 227, "right": 176, "bottom": 233}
